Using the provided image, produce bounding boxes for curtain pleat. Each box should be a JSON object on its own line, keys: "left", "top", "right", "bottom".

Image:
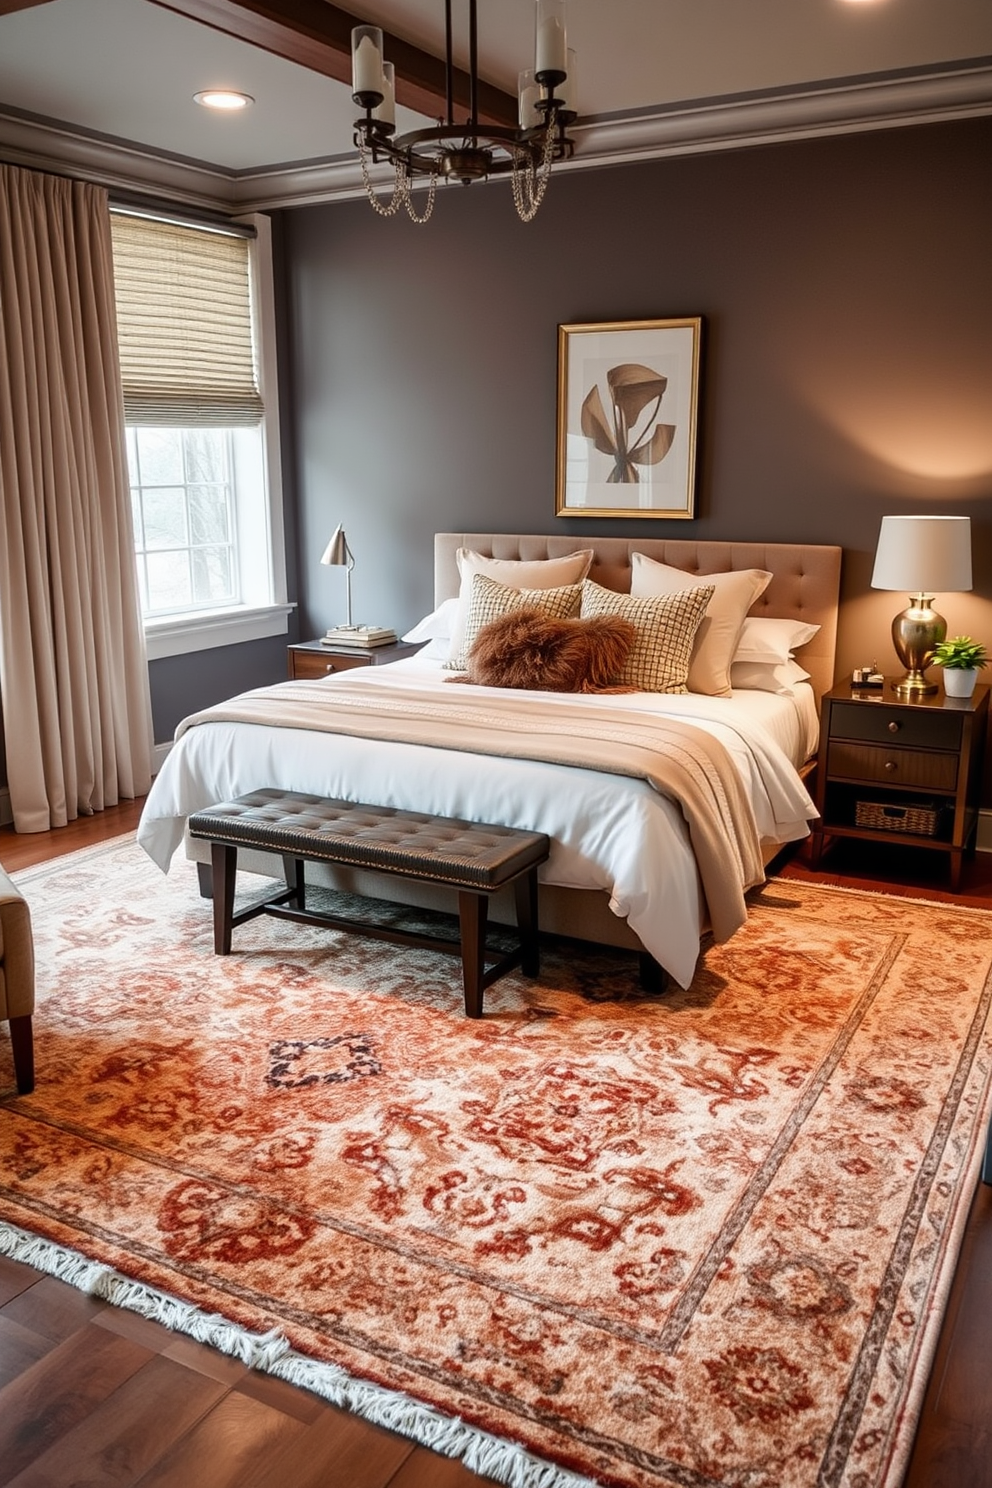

{"left": 0, "top": 164, "right": 153, "bottom": 832}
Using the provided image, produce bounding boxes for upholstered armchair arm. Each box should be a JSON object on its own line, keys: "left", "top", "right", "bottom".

{"left": 0, "top": 866, "right": 34, "bottom": 1021}
{"left": 0, "top": 865, "right": 35, "bottom": 1094}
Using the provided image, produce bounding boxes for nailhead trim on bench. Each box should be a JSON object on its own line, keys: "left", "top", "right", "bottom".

{"left": 189, "top": 789, "right": 550, "bottom": 890}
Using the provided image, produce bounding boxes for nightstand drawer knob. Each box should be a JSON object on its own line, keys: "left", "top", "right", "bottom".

{"left": 887, "top": 720, "right": 901, "bottom": 733}
{"left": 884, "top": 760, "right": 898, "bottom": 772}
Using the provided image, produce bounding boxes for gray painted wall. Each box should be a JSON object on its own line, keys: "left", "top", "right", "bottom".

{"left": 281, "top": 115, "right": 992, "bottom": 687}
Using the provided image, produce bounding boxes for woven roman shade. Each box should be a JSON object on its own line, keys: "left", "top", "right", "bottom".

{"left": 110, "top": 213, "right": 263, "bottom": 426}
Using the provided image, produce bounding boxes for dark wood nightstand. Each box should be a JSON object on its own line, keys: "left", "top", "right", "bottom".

{"left": 287, "top": 638, "right": 423, "bottom": 680}
{"left": 809, "top": 679, "right": 989, "bottom": 890}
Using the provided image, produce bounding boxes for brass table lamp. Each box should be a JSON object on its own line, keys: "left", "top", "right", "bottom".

{"left": 870, "top": 514, "right": 972, "bottom": 697}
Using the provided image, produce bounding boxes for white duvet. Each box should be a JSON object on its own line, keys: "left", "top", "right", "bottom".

{"left": 137, "top": 655, "right": 818, "bottom": 988}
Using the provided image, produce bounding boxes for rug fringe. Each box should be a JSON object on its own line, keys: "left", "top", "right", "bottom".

{"left": 0, "top": 1219, "right": 596, "bottom": 1488}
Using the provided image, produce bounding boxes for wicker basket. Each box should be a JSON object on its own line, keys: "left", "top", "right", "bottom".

{"left": 855, "top": 800, "right": 941, "bottom": 836}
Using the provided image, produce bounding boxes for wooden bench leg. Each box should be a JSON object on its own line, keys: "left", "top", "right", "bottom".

{"left": 8, "top": 1014, "right": 34, "bottom": 1095}
{"left": 196, "top": 861, "right": 213, "bottom": 900}
{"left": 282, "top": 855, "right": 306, "bottom": 910}
{"left": 458, "top": 891, "right": 488, "bottom": 1018}
{"left": 514, "top": 870, "right": 540, "bottom": 977}
{"left": 212, "top": 842, "right": 238, "bottom": 955}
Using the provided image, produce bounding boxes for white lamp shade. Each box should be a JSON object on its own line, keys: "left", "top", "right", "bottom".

{"left": 870, "top": 515, "right": 972, "bottom": 594}
{"left": 320, "top": 525, "right": 351, "bottom": 567}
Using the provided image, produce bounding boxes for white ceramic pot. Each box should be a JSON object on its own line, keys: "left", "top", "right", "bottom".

{"left": 941, "top": 667, "right": 978, "bottom": 699}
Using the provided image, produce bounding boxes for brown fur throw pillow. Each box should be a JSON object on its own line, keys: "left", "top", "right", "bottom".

{"left": 457, "top": 610, "right": 637, "bottom": 692}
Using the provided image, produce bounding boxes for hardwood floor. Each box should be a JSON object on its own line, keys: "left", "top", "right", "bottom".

{"left": 1, "top": 803, "right": 990, "bottom": 1486}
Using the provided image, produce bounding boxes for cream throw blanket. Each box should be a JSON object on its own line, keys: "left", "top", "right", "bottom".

{"left": 176, "top": 677, "right": 766, "bottom": 944}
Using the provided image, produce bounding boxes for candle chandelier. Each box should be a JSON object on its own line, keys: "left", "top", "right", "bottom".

{"left": 351, "top": 0, "right": 576, "bottom": 224}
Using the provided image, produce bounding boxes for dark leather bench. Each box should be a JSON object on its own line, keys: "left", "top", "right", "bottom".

{"left": 187, "top": 789, "right": 550, "bottom": 1018}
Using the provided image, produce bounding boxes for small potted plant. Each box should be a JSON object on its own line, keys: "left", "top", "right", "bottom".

{"left": 931, "top": 636, "right": 988, "bottom": 698}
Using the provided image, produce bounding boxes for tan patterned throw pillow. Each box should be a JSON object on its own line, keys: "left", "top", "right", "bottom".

{"left": 630, "top": 555, "right": 772, "bottom": 697}
{"left": 447, "top": 573, "right": 583, "bottom": 669}
{"left": 579, "top": 579, "right": 714, "bottom": 693}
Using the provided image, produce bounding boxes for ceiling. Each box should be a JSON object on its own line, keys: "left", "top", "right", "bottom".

{"left": 0, "top": 0, "right": 990, "bottom": 213}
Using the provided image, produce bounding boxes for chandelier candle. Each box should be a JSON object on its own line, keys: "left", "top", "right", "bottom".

{"left": 351, "top": 26, "right": 384, "bottom": 106}
{"left": 535, "top": 0, "right": 567, "bottom": 83}
{"left": 374, "top": 63, "right": 396, "bottom": 128}
{"left": 518, "top": 68, "right": 541, "bottom": 128}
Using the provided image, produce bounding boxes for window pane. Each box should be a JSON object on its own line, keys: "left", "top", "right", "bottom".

{"left": 146, "top": 550, "right": 193, "bottom": 610}
{"left": 143, "top": 487, "right": 188, "bottom": 549}
{"left": 184, "top": 430, "right": 227, "bottom": 485}
{"left": 192, "top": 546, "right": 234, "bottom": 605}
{"left": 136, "top": 428, "right": 184, "bottom": 485}
{"left": 189, "top": 486, "right": 231, "bottom": 545}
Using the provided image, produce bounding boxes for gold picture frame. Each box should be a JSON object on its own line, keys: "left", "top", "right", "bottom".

{"left": 555, "top": 316, "right": 702, "bottom": 519}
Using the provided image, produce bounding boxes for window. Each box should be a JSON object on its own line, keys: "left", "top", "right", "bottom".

{"left": 110, "top": 210, "right": 290, "bottom": 659}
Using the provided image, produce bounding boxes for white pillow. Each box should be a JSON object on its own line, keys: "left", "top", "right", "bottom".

{"left": 730, "top": 658, "right": 811, "bottom": 694}
{"left": 447, "top": 549, "right": 594, "bottom": 668}
{"left": 630, "top": 554, "right": 772, "bottom": 697}
{"left": 402, "top": 596, "right": 459, "bottom": 644}
{"left": 733, "top": 616, "right": 820, "bottom": 666}
{"left": 412, "top": 636, "right": 451, "bottom": 661}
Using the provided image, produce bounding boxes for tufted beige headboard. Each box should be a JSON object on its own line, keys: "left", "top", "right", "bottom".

{"left": 435, "top": 533, "right": 842, "bottom": 703}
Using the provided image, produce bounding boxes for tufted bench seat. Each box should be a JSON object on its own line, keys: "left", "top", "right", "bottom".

{"left": 187, "top": 789, "right": 551, "bottom": 1017}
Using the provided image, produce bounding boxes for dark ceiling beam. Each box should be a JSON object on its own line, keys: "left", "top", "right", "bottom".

{"left": 149, "top": 0, "right": 518, "bottom": 128}
{"left": 0, "top": 1, "right": 56, "bottom": 13}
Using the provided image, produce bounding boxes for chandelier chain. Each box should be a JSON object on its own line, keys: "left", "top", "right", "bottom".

{"left": 358, "top": 138, "right": 406, "bottom": 217}
{"left": 402, "top": 167, "right": 438, "bottom": 224}
{"left": 510, "top": 119, "right": 558, "bottom": 223}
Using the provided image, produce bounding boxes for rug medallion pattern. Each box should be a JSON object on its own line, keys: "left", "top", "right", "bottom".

{"left": 1, "top": 840, "right": 991, "bottom": 1488}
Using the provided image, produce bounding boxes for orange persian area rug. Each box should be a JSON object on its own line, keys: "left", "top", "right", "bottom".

{"left": 2, "top": 837, "right": 991, "bottom": 1488}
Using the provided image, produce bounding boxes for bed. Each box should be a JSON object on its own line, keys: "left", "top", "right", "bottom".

{"left": 138, "top": 533, "right": 841, "bottom": 988}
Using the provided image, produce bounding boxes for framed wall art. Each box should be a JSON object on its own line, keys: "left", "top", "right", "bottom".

{"left": 555, "top": 316, "right": 702, "bottom": 519}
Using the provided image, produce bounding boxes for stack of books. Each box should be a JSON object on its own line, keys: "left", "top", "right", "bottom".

{"left": 322, "top": 625, "right": 397, "bottom": 648}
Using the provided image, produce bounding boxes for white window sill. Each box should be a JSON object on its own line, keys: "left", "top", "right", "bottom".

{"left": 144, "top": 603, "right": 295, "bottom": 660}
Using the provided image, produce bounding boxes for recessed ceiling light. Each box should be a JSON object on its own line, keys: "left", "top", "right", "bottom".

{"left": 194, "top": 90, "right": 254, "bottom": 111}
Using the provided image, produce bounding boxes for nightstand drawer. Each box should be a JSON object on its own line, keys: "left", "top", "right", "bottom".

{"left": 829, "top": 701, "right": 962, "bottom": 751}
{"left": 827, "top": 741, "right": 959, "bottom": 791}
{"left": 291, "top": 650, "right": 372, "bottom": 680}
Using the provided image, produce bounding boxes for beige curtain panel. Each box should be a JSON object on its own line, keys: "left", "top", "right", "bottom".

{"left": 0, "top": 164, "right": 153, "bottom": 832}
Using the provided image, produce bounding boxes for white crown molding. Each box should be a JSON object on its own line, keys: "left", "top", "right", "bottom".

{"left": 1, "top": 61, "right": 990, "bottom": 215}
{"left": 0, "top": 109, "right": 238, "bottom": 212}
{"left": 568, "top": 59, "right": 992, "bottom": 172}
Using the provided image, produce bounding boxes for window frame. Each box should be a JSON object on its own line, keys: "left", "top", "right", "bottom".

{"left": 122, "top": 212, "right": 293, "bottom": 660}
